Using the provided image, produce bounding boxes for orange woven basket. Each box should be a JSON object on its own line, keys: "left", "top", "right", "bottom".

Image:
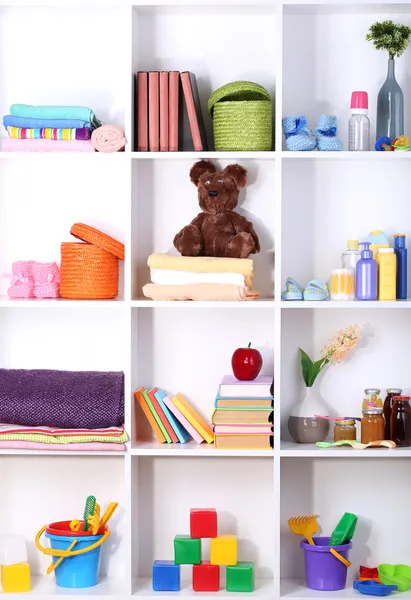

{"left": 60, "top": 243, "right": 119, "bottom": 299}
{"left": 70, "top": 223, "right": 125, "bottom": 261}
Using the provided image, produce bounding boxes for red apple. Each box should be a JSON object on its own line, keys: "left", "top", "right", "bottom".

{"left": 231, "top": 343, "right": 263, "bottom": 381}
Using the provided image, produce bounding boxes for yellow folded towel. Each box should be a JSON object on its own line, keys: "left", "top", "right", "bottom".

{"left": 147, "top": 254, "right": 254, "bottom": 288}
{"left": 142, "top": 283, "right": 259, "bottom": 301}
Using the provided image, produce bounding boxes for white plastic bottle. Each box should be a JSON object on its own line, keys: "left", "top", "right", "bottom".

{"left": 349, "top": 91, "right": 370, "bottom": 151}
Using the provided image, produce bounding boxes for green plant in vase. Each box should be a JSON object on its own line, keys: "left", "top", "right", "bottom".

{"left": 366, "top": 20, "right": 411, "bottom": 142}
{"left": 288, "top": 325, "right": 361, "bottom": 444}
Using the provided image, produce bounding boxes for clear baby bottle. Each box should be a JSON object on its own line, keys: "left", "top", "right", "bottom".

{"left": 349, "top": 91, "right": 370, "bottom": 151}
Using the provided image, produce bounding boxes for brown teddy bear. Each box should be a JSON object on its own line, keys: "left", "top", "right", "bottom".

{"left": 173, "top": 160, "right": 260, "bottom": 259}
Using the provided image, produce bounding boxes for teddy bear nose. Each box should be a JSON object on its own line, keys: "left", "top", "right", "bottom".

{"left": 208, "top": 190, "right": 218, "bottom": 197}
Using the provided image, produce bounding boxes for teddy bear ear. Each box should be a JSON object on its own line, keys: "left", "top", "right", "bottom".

{"left": 189, "top": 160, "right": 217, "bottom": 186}
{"left": 223, "top": 164, "right": 248, "bottom": 189}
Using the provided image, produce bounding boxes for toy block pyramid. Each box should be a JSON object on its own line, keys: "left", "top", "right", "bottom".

{"left": 152, "top": 508, "right": 254, "bottom": 592}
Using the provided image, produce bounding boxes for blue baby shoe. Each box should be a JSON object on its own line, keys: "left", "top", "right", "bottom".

{"left": 315, "top": 115, "right": 343, "bottom": 151}
{"left": 282, "top": 116, "right": 316, "bottom": 151}
{"left": 281, "top": 277, "right": 305, "bottom": 300}
{"left": 303, "top": 280, "right": 329, "bottom": 301}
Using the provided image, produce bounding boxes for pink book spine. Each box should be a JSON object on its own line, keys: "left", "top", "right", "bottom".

{"left": 180, "top": 72, "right": 202, "bottom": 151}
{"left": 169, "top": 72, "right": 179, "bottom": 151}
{"left": 159, "top": 72, "right": 169, "bottom": 151}
{"left": 148, "top": 72, "right": 159, "bottom": 152}
{"left": 137, "top": 72, "right": 148, "bottom": 152}
{"left": 163, "top": 396, "right": 204, "bottom": 444}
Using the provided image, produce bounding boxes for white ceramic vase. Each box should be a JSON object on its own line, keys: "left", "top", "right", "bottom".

{"left": 288, "top": 386, "right": 329, "bottom": 443}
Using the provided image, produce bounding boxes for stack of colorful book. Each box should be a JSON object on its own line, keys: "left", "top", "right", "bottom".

{"left": 135, "top": 387, "right": 213, "bottom": 445}
{"left": 136, "top": 71, "right": 208, "bottom": 152}
{"left": 212, "top": 375, "right": 274, "bottom": 450}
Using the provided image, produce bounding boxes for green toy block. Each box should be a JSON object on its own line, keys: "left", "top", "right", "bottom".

{"left": 174, "top": 535, "right": 201, "bottom": 565}
{"left": 226, "top": 562, "right": 254, "bottom": 592}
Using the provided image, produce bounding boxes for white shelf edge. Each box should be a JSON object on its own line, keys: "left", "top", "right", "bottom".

{"left": 0, "top": 151, "right": 130, "bottom": 159}
{"left": 131, "top": 300, "right": 275, "bottom": 309}
{"left": 0, "top": 449, "right": 126, "bottom": 456}
{"left": 131, "top": 442, "right": 274, "bottom": 457}
{"left": 280, "top": 300, "right": 411, "bottom": 309}
{"left": 281, "top": 150, "right": 411, "bottom": 160}
{"left": 280, "top": 442, "right": 411, "bottom": 457}
{"left": 131, "top": 151, "right": 276, "bottom": 160}
{"left": 15, "top": 575, "right": 127, "bottom": 598}
{"left": 0, "top": 299, "right": 127, "bottom": 308}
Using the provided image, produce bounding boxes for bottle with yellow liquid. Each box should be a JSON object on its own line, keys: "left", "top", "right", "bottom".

{"left": 377, "top": 248, "right": 397, "bottom": 300}
{"left": 367, "top": 230, "right": 389, "bottom": 260}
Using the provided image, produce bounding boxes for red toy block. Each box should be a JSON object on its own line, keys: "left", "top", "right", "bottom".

{"left": 190, "top": 508, "right": 217, "bottom": 539}
{"left": 193, "top": 562, "right": 220, "bottom": 592}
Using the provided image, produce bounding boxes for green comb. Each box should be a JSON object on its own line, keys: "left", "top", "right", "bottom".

{"left": 83, "top": 495, "right": 96, "bottom": 532}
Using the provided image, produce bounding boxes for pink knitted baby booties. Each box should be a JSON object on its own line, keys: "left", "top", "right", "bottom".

{"left": 7, "top": 260, "right": 35, "bottom": 299}
{"left": 33, "top": 262, "right": 60, "bottom": 299}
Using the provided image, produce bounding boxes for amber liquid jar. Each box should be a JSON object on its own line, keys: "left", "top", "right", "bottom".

{"left": 361, "top": 409, "right": 384, "bottom": 444}
{"left": 334, "top": 419, "right": 357, "bottom": 442}
{"left": 390, "top": 396, "right": 411, "bottom": 447}
{"left": 384, "top": 389, "right": 402, "bottom": 439}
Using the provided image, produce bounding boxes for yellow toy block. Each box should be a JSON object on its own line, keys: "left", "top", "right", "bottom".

{"left": 210, "top": 535, "right": 237, "bottom": 566}
{"left": 1, "top": 562, "right": 31, "bottom": 593}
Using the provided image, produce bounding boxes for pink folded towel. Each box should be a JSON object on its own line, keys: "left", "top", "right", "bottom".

{"left": 91, "top": 125, "right": 126, "bottom": 153}
{"left": 2, "top": 138, "right": 95, "bottom": 152}
{"left": 142, "top": 283, "right": 260, "bottom": 301}
{"left": 0, "top": 441, "right": 126, "bottom": 451}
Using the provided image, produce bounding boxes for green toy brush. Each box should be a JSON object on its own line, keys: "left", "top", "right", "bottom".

{"left": 83, "top": 495, "right": 96, "bottom": 532}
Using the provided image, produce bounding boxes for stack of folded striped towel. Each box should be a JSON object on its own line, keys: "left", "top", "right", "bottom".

{"left": 142, "top": 254, "right": 259, "bottom": 301}
{"left": 0, "top": 369, "right": 128, "bottom": 451}
{"left": 2, "top": 104, "right": 101, "bottom": 152}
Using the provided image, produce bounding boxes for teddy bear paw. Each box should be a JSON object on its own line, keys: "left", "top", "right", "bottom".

{"left": 174, "top": 224, "right": 203, "bottom": 256}
{"left": 226, "top": 232, "right": 255, "bottom": 259}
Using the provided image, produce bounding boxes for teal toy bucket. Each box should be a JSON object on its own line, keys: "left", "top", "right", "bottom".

{"left": 36, "top": 521, "right": 110, "bottom": 589}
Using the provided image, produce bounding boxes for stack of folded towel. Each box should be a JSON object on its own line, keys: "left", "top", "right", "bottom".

{"left": 2, "top": 104, "right": 101, "bottom": 152}
{"left": 143, "top": 254, "right": 259, "bottom": 301}
{"left": 0, "top": 369, "right": 127, "bottom": 451}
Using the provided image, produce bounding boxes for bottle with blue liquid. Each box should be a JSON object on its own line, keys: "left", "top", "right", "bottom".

{"left": 394, "top": 234, "right": 407, "bottom": 300}
{"left": 356, "top": 242, "right": 377, "bottom": 301}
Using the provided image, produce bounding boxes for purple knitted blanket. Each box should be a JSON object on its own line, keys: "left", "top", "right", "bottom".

{"left": 0, "top": 369, "right": 124, "bottom": 429}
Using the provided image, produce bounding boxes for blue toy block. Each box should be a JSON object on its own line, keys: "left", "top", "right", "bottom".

{"left": 152, "top": 560, "right": 180, "bottom": 591}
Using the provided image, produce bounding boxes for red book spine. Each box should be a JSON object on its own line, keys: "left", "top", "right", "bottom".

{"left": 169, "top": 72, "right": 179, "bottom": 152}
{"left": 148, "top": 72, "right": 159, "bottom": 152}
{"left": 137, "top": 72, "right": 148, "bottom": 152}
{"left": 180, "top": 71, "right": 203, "bottom": 151}
{"left": 148, "top": 387, "right": 178, "bottom": 443}
{"left": 159, "top": 72, "right": 169, "bottom": 151}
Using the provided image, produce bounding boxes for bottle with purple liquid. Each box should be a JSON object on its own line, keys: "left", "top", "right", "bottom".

{"left": 356, "top": 242, "right": 377, "bottom": 301}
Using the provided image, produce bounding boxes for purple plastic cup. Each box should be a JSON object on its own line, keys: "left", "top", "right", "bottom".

{"left": 300, "top": 536, "right": 352, "bottom": 591}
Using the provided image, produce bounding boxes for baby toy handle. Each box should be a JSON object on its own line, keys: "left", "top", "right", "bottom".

{"left": 330, "top": 547, "right": 352, "bottom": 568}
{"left": 35, "top": 525, "right": 110, "bottom": 558}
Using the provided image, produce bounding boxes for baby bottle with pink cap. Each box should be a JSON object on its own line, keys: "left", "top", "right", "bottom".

{"left": 349, "top": 91, "right": 370, "bottom": 151}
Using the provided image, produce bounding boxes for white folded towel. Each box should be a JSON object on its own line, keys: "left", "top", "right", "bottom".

{"left": 150, "top": 269, "right": 245, "bottom": 287}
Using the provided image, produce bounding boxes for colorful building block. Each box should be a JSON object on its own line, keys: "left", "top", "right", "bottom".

{"left": 190, "top": 508, "right": 218, "bottom": 539}
{"left": 210, "top": 535, "right": 237, "bottom": 566}
{"left": 1, "top": 562, "right": 31, "bottom": 593}
{"left": 226, "top": 562, "right": 254, "bottom": 592}
{"left": 152, "top": 560, "right": 180, "bottom": 591}
{"left": 174, "top": 535, "right": 201, "bottom": 565}
{"left": 193, "top": 561, "right": 220, "bottom": 592}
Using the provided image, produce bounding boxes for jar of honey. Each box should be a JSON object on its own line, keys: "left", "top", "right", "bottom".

{"left": 362, "top": 388, "right": 383, "bottom": 411}
{"left": 334, "top": 419, "right": 357, "bottom": 442}
{"left": 361, "top": 408, "right": 384, "bottom": 444}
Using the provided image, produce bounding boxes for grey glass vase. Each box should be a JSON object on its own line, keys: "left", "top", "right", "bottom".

{"left": 376, "top": 58, "right": 404, "bottom": 141}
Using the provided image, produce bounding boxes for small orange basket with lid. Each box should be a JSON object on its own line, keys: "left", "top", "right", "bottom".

{"left": 60, "top": 223, "right": 124, "bottom": 300}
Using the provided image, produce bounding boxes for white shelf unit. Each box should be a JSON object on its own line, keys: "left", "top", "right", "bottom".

{"left": 1, "top": 1, "right": 411, "bottom": 600}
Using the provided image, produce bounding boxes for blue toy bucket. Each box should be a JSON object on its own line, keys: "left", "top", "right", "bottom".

{"left": 36, "top": 521, "right": 109, "bottom": 589}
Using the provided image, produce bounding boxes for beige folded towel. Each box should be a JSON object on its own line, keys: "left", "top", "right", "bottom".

{"left": 147, "top": 254, "right": 254, "bottom": 288}
{"left": 142, "top": 283, "right": 259, "bottom": 302}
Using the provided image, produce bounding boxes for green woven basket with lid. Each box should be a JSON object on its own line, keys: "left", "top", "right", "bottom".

{"left": 208, "top": 81, "right": 272, "bottom": 151}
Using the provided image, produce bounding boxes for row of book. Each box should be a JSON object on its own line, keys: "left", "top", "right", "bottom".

{"left": 212, "top": 375, "right": 274, "bottom": 450}
{"left": 135, "top": 387, "right": 213, "bottom": 444}
{"left": 135, "top": 71, "right": 207, "bottom": 152}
